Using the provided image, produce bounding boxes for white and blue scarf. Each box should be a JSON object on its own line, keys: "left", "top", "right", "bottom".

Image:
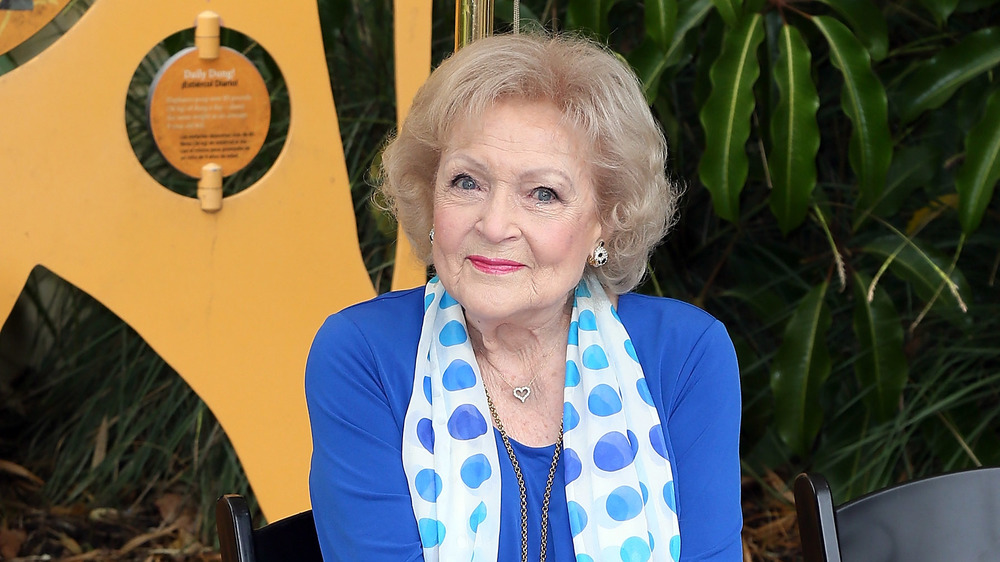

{"left": 402, "top": 274, "right": 681, "bottom": 561}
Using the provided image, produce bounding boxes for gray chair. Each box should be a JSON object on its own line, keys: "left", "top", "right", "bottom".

{"left": 794, "top": 468, "right": 1000, "bottom": 561}
{"left": 216, "top": 494, "right": 322, "bottom": 562}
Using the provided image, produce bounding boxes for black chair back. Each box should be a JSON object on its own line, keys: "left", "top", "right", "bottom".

{"left": 795, "top": 468, "right": 1000, "bottom": 562}
{"left": 216, "top": 494, "right": 323, "bottom": 562}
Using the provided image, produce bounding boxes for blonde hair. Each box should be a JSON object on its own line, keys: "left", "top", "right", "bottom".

{"left": 378, "top": 33, "right": 679, "bottom": 294}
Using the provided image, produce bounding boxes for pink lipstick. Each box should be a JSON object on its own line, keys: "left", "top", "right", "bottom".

{"left": 468, "top": 255, "right": 525, "bottom": 274}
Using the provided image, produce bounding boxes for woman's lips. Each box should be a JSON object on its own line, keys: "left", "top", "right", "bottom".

{"left": 467, "top": 255, "right": 525, "bottom": 274}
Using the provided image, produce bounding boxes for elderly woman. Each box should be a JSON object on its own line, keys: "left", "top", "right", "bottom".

{"left": 306, "top": 33, "right": 741, "bottom": 561}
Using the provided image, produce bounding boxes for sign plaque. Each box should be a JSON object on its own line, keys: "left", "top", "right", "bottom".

{"left": 147, "top": 46, "right": 271, "bottom": 178}
{"left": 0, "top": 0, "right": 73, "bottom": 56}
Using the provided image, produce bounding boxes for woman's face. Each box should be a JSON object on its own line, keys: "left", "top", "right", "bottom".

{"left": 432, "top": 99, "right": 603, "bottom": 328}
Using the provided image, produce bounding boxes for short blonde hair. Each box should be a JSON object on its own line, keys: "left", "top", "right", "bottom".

{"left": 378, "top": 33, "right": 679, "bottom": 294}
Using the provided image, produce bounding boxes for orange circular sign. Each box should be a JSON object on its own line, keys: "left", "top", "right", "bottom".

{"left": 0, "top": 0, "right": 72, "bottom": 56}
{"left": 148, "top": 47, "right": 271, "bottom": 178}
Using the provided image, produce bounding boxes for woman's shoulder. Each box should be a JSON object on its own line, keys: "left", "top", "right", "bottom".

{"left": 316, "top": 287, "right": 425, "bottom": 338}
{"left": 616, "top": 292, "right": 736, "bottom": 387}
{"left": 309, "top": 287, "right": 425, "bottom": 373}
{"left": 306, "top": 288, "right": 424, "bottom": 413}
{"left": 617, "top": 292, "right": 725, "bottom": 339}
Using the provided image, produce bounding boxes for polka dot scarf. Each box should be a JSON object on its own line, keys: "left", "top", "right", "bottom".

{"left": 402, "top": 274, "right": 681, "bottom": 561}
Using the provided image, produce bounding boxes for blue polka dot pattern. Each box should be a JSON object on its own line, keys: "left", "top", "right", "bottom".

{"left": 469, "top": 501, "right": 487, "bottom": 533}
{"left": 415, "top": 469, "right": 442, "bottom": 502}
{"left": 438, "top": 320, "right": 467, "bottom": 346}
{"left": 567, "top": 501, "right": 588, "bottom": 536}
{"left": 447, "top": 404, "right": 487, "bottom": 440}
{"left": 620, "top": 536, "right": 651, "bottom": 562}
{"left": 442, "top": 359, "right": 476, "bottom": 391}
{"left": 662, "top": 481, "right": 676, "bottom": 512}
{"left": 669, "top": 535, "right": 680, "bottom": 560}
{"left": 610, "top": 304, "right": 621, "bottom": 321}
{"left": 588, "top": 384, "right": 623, "bottom": 416}
{"left": 460, "top": 453, "right": 492, "bottom": 489}
{"left": 565, "top": 360, "right": 581, "bottom": 386}
{"left": 417, "top": 518, "right": 445, "bottom": 548}
{"left": 594, "top": 431, "right": 637, "bottom": 471}
{"left": 403, "top": 275, "right": 680, "bottom": 562}
{"left": 649, "top": 425, "right": 667, "bottom": 459}
{"left": 416, "top": 418, "right": 434, "bottom": 453}
{"left": 582, "top": 345, "right": 609, "bottom": 369}
{"left": 636, "top": 379, "right": 654, "bottom": 406}
{"left": 438, "top": 291, "right": 460, "bottom": 308}
{"left": 564, "top": 447, "right": 582, "bottom": 484}
{"left": 564, "top": 401, "right": 581, "bottom": 431}
{"left": 607, "top": 486, "right": 643, "bottom": 521}
{"left": 624, "top": 339, "right": 638, "bottom": 362}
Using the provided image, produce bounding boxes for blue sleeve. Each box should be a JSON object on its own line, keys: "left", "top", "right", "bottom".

{"left": 668, "top": 320, "right": 743, "bottom": 561}
{"left": 305, "top": 313, "right": 424, "bottom": 562}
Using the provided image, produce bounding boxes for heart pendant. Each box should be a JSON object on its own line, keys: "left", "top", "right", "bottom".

{"left": 513, "top": 386, "right": 531, "bottom": 403}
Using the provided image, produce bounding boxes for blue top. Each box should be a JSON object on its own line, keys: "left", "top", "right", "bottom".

{"left": 306, "top": 288, "right": 742, "bottom": 561}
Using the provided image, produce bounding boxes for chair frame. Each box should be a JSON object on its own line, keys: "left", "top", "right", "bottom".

{"left": 795, "top": 468, "right": 1000, "bottom": 562}
{"left": 216, "top": 494, "right": 322, "bottom": 562}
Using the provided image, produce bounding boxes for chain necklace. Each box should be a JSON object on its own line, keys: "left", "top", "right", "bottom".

{"left": 483, "top": 384, "right": 563, "bottom": 562}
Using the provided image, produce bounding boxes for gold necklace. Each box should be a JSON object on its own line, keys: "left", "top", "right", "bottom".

{"left": 483, "top": 384, "right": 563, "bottom": 562}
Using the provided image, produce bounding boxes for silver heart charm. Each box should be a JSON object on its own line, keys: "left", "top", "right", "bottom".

{"left": 513, "top": 386, "right": 531, "bottom": 403}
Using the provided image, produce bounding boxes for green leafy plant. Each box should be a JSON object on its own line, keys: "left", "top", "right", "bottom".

{"left": 540, "top": 0, "right": 1000, "bottom": 496}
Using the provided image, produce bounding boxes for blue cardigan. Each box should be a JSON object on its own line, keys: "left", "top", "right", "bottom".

{"left": 306, "top": 288, "right": 742, "bottom": 561}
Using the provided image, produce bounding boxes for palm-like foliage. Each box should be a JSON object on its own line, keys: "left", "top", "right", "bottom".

{"left": 549, "top": 0, "right": 1000, "bottom": 495}
{"left": 2, "top": 2, "right": 999, "bottom": 558}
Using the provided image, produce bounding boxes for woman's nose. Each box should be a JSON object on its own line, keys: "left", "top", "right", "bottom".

{"left": 476, "top": 189, "right": 520, "bottom": 242}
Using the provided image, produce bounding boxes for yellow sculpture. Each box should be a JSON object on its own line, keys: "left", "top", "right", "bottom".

{"left": 0, "top": 0, "right": 430, "bottom": 520}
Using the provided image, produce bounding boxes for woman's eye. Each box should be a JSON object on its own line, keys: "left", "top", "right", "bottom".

{"left": 452, "top": 174, "right": 478, "bottom": 190}
{"left": 532, "top": 187, "right": 557, "bottom": 202}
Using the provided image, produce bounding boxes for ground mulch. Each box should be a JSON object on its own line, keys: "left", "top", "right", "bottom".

{"left": 2, "top": 460, "right": 802, "bottom": 561}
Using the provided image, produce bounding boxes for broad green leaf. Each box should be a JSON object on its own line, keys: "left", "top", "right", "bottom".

{"left": 914, "top": 0, "right": 960, "bottom": 25}
{"left": 721, "top": 285, "right": 789, "bottom": 328}
{"left": 862, "top": 236, "right": 972, "bottom": 327}
{"left": 646, "top": 0, "right": 678, "bottom": 52}
{"left": 711, "top": 0, "right": 739, "bottom": 27}
{"left": 895, "top": 27, "right": 1000, "bottom": 124}
{"left": 861, "top": 144, "right": 936, "bottom": 221}
{"left": 817, "top": 0, "right": 889, "bottom": 61}
{"left": 629, "top": 39, "right": 667, "bottom": 103}
{"left": 771, "top": 282, "right": 831, "bottom": 457}
{"left": 567, "top": 0, "right": 620, "bottom": 34}
{"left": 768, "top": 24, "right": 820, "bottom": 235}
{"left": 668, "top": 0, "right": 715, "bottom": 64}
{"left": 813, "top": 16, "right": 892, "bottom": 213}
{"left": 852, "top": 272, "right": 908, "bottom": 422}
{"left": 956, "top": 88, "right": 1000, "bottom": 234}
{"left": 633, "top": 0, "right": 715, "bottom": 99}
{"left": 567, "top": 0, "right": 601, "bottom": 31}
{"left": 698, "top": 13, "right": 765, "bottom": 222}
